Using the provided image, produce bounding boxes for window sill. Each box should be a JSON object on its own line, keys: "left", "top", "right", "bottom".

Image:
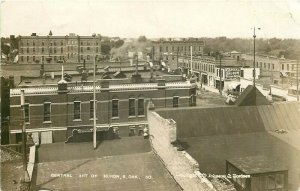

{"left": 89, "top": 118, "right": 98, "bottom": 121}
{"left": 25, "top": 122, "right": 30, "bottom": 125}
{"left": 111, "top": 117, "right": 120, "bottom": 120}
{"left": 128, "top": 116, "right": 136, "bottom": 119}
{"left": 73, "top": 119, "right": 82, "bottom": 122}
{"left": 138, "top": 115, "right": 146, "bottom": 118}
{"left": 43, "top": 121, "right": 52, "bottom": 124}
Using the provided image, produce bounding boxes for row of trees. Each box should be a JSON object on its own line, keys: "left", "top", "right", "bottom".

{"left": 201, "top": 37, "right": 300, "bottom": 59}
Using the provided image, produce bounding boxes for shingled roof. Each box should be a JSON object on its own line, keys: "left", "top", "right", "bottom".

{"left": 235, "top": 85, "right": 270, "bottom": 106}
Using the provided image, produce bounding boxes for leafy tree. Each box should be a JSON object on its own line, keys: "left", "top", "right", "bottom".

{"left": 138, "top": 35, "right": 147, "bottom": 42}
{"left": 101, "top": 44, "right": 111, "bottom": 55}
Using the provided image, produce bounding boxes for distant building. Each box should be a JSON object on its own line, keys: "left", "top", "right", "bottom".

{"left": 152, "top": 39, "right": 205, "bottom": 70}
{"left": 18, "top": 32, "right": 102, "bottom": 64}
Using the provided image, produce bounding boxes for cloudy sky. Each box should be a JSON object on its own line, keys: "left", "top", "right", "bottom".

{"left": 1, "top": 0, "right": 300, "bottom": 38}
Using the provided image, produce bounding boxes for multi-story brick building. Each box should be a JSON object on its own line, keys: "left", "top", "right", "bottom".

{"left": 152, "top": 38, "right": 205, "bottom": 70}
{"left": 18, "top": 32, "right": 102, "bottom": 64}
{"left": 9, "top": 75, "right": 197, "bottom": 144}
{"left": 241, "top": 54, "right": 299, "bottom": 85}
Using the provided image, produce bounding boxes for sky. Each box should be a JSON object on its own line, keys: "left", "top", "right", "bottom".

{"left": 1, "top": 0, "right": 300, "bottom": 39}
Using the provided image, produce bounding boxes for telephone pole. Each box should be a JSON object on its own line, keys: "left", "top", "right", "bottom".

{"left": 297, "top": 60, "right": 299, "bottom": 101}
{"left": 20, "top": 90, "right": 30, "bottom": 182}
{"left": 93, "top": 51, "right": 97, "bottom": 149}
{"left": 253, "top": 27, "right": 260, "bottom": 87}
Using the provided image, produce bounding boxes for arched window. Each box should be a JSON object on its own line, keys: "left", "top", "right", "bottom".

{"left": 44, "top": 100, "right": 51, "bottom": 122}
{"left": 128, "top": 95, "right": 135, "bottom": 117}
{"left": 138, "top": 95, "right": 144, "bottom": 116}
{"left": 112, "top": 96, "right": 119, "bottom": 118}
{"left": 173, "top": 96, "right": 179, "bottom": 108}
{"left": 73, "top": 98, "right": 81, "bottom": 120}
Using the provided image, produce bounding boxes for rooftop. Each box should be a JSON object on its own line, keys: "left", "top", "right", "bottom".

{"left": 227, "top": 155, "right": 287, "bottom": 175}
{"left": 32, "top": 137, "right": 181, "bottom": 191}
{"left": 154, "top": 101, "right": 300, "bottom": 190}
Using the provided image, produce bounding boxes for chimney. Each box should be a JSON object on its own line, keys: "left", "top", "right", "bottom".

{"left": 57, "top": 66, "right": 68, "bottom": 94}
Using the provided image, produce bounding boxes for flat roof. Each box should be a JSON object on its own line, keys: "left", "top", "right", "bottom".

{"left": 33, "top": 137, "right": 181, "bottom": 191}
{"left": 227, "top": 155, "right": 287, "bottom": 175}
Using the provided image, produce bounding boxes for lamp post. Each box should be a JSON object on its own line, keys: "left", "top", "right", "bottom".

{"left": 253, "top": 27, "right": 261, "bottom": 87}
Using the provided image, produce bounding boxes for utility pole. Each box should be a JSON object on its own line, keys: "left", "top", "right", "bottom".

{"left": 219, "top": 55, "right": 222, "bottom": 95}
{"left": 190, "top": 46, "right": 193, "bottom": 75}
{"left": 93, "top": 49, "right": 97, "bottom": 149}
{"left": 20, "top": 90, "right": 30, "bottom": 182}
{"left": 297, "top": 60, "right": 299, "bottom": 101}
{"left": 253, "top": 27, "right": 261, "bottom": 87}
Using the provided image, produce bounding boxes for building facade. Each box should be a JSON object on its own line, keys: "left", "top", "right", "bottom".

{"left": 18, "top": 33, "right": 102, "bottom": 64}
{"left": 152, "top": 39, "right": 205, "bottom": 70}
{"left": 9, "top": 79, "right": 197, "bottom": 144}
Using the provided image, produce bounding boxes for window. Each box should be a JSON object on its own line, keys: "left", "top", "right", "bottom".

{"left": 61, "top": 41, "right": 63, "bottom": 46}
{"left": 264, "top": 63, "right": 266, "bottom": 68}
{"left": 173, "top": 97, "right": 179, "bottom": 107}
{"left": 190, "top": 94, "right": 196, "bottom": 106}
{"left": 74, "top": 101, "right": 81, "bottom": 120}
{"left": 44, "top": 102, "right": 51, "bottom": 122}
{"left": 129, "top": 98, "right": 135, "bottom": 116}
{"left": 96, "top": 47, "right": 99, "bottom": 52}
{"left": 282, "top": 64, "right": 284, "bottom": 70}
{"left": 138, "top": 98, "right": 144, "bottom": 116}
{"left": 81, "top": 47, "right": 83, "bottom": 52}
{"left": 27, "top": 48, "right": 29, "bottom": 53}
{"left": 272, "top": 64, "right": 274, "bottom": 70}
{"left": 87, "top": 47, "right": 90, "bottom": 51}
{"left": 54, "top": 47, "right": 57, "bottom": 53}
{"left": 33, "top": 56, "right": 35, "bottom": 61}
{"left": 42, "top": 42, "right": 44, "bottom": 46}
{"left": 27, "top": 56, "right": 29, "bottom": 61}
{"left": 81, "top": 55, "right": 83, "bottom": 60}
{"left": 287, "top": 64, "right": 289, "bottom": 71}
{"left": 42, "top": 47, "right": 44, "bottom": 53}
{"left": 24, "top": 103, "right": 30, "bottom": 123}
{"left": 112, "top": 99, "right": 119, "bottom": 117}
{"left": 61, "top": 47, "right": 63, "bottom": 53}
{"left": 90, "top": 100, "right": 95, "bottom": 119}
{"left": 268, "top": 63, "right": 270, "bottom": 69}
{"left": 87, "top": 55, "right": 90, "bottom": 60}
{"left": 33, "top": 42, "right": 35, "bottom": 46}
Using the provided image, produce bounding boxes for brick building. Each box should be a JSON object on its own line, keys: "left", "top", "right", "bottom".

{"left": 9, "top": 76, "right": 197, "bottom": 144}
{"left": 18, "top": 32, "right": 102, "bottom": 64}
{"left": 152, "top": 39, "right": 205, "bottom": 70}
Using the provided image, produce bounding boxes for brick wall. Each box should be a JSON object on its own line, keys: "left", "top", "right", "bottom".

{"left": 147, "top": 110, "right": 215, "bottom": 191}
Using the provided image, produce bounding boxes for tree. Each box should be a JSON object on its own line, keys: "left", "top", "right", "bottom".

{"left": 1, "top": 42, "right": 10, "bottom": 55}
{"left": 138, "top": 35, "right": 147, "bottom": 42}
{"left": 101, "top": 44, "right": 111, "bottom": 55}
